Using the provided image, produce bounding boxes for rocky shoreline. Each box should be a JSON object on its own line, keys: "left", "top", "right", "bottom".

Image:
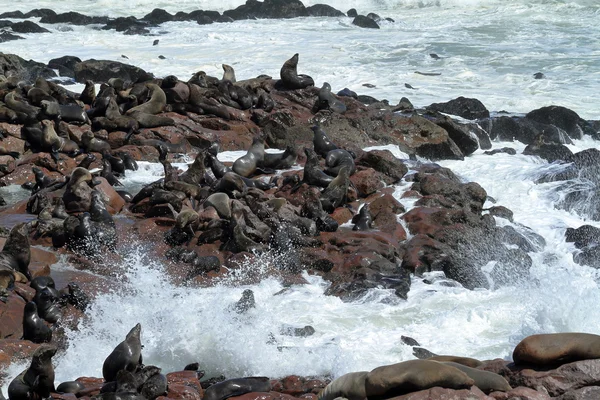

{"left": 0, "top": 47, "right": 599, "bottom": 400}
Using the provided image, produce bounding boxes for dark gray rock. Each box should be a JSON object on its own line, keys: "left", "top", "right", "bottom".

{"left": 427, "top": 96, "right": 490, "bottom": 120}
{"left": 73, "top": 59, "right": 153, "bottom": 83}
{"left": 352, "top": 15, "right": 380, "bottom": 29}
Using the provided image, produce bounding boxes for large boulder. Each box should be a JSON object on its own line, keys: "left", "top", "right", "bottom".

{"left": 224, "top": 0, "right": 309, "bottom": 20}
{"left": 73, "top": 59, "right": 154, "bottom": 83}
{"left": 427, "top": 96, "right": 490, "bottom": 120}
{"left": 526, "top": 105, "right": 585, "bottom": 140}
{"left": 0, "top": 52, "right": 56, "bottom": 80}
{"left": 352, "top": 15, "right": 380, "bottom": 29}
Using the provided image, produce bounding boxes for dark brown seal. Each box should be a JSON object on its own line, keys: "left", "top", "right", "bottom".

{"left": 102, "top": 323, "right": 143, "bottom": 382}
{"left": 513, "top": 332, "right": 600, "bottom": 366}
{"left": 280, "top": 53, "right": 314, "bottom": 90}
{"left": 8, "top": 344, "right": 57, "bottom": 400}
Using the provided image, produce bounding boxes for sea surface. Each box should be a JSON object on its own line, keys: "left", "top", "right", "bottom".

{"left": 1, "top": 0, "right": 600, "bottom": 392}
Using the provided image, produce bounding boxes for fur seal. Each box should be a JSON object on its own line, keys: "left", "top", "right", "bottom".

{"left": 317, "top": 371, "right": 368, "bottom": 400}
{"left": 63, "top": 167, "right": 96, "bottom": 213}
{"left": 90, "top": 190, "right": 117, "bottom": 250}
{"left": 33, "top": 285, "right": 61, "bottom": 324}
{"left": 352, "top": 204, "right": 373, "bottom": 231}
{"left": 139, "top": 368, "right": 168, "bottom": 399}
{"left": 364, "top": 359, "right": 474, "bottom": 399}
{"left": 513, "top": 332, "right": 600, "bottom": 366}
{"left": 427, "top": 355, "right": 482, "bottom": 368}
{"left": 325, "top": 149, "right": 356, "bottom": 176}
{"left": 222, "top": 64, "right": 236, "bottom": 82}
{"left": 311, "top": 125, "right": 339, "bottom": 158}
{"left": 78, "top": 153, "right": 97, "bottom": 169}
{"left": 207, "top": 153, "right": 232, "bottom": 179}
{"left": 300, "top": 148, "right": 334, "bottom": 189}
{"left": 179, "top": 151, "right": 206, "bottom": 185}
{"left": 80, "top": 80, "right": 96, "bottom": 105}
{"left": 205, "top": 192, "right": 232, "bottom": 219}
{"left": 0, "top": 223, "right": 31, "bottom": 280}
{"left": 232, "top": 138, "right": 265, "bottom": 177}
{"left": 40, "top": 119, "right": 80, "bottom": 155}
{"left": 82, "top": 131, "right": 111, "bottom": 153}
{"left": 315, "top": 82, "right": 347, "bottom": 114}
{"left": 4, "top": 91, "right": 40, "bottom": 122}
{"left": 56, "top": 380, "right": 86, "bottom": 394}
{"left": 22, "top": 301, "right": 52, "bottom": 343}
{"left": 233, "top": 289, "right": 255, "bottom": 314}
{"left": 8, "top": 344, "right": 57, "bottom": 400}
{"left": 262, "top": 145, "right": 298, "bottom": 170}
{"left": 31, "top": 167, "right": 58, "bottom": 194}
{"left": 203, "top": 377, "right": 271, "bottom": 400}
{"left": 126, "top": 83, "right": 166, "bottom": 115}
{"left": 280, "top": 53, "right": 314, "bottom": 89}
{"left": 103, "top": 323, "right": 143, "bottom": 382}
{"left": 320, "top": 165, "right": 351, "bottom": 212}
{"left": 440, "top": 361, "right": 511, "bottom": 394}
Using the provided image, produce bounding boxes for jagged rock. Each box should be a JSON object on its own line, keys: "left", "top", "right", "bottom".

{"left": 0, "top": 53, "right": 56, "bottom": 79}
{"left": 9, "top": 21, "right": 50, "bottom": 33}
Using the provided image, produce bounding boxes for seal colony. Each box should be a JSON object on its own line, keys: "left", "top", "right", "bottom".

{"left": 0, "top": 38, "right": 599, "bottom": 400}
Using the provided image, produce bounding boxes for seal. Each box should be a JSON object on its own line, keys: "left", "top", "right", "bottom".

{"left": 126, "top": 83, "right": 167, "bottom": 115}
{"left": 203, "top": 377, "right": 271, "bottom": 400}
{"left": 513, "top": 332, "right": 600, "bottom": 366}
{"left": 8, "top": 344, "right": 57, "bottom": 400}
{"left": 320, "top": 165, "right": 351, "bottom": 212}
{"left": 63, "top": 167, "right": 95, "bottom": 213}
{"left": 222, "top": 64, "right": 236, "bottom": 82}
{"left": 56, "top": 381, "right": 86, "bottom": 395}
{"left": 129, "top": 111, "right": 175, "bottom": 128}
{"left": 40, "top": 119, "right": 80, "bottom": 156}
{"left": 33, "top": 285, "right": 62, "bottom": 324}
{"left": 207, "top": 153, "right": 232, "bottom": 179}
{"left": 427, "top": 355, "right": 482, "bottom": 368}
{"left": 79, "top": 80, "right": 96, "bottom": 105}
{"left": 317, "top": 371, "right": 368, "bottom": 400}
{"left": 352, "top": 204, "right": 373, "bottom": 231}
{"left": 262, "top": 145, "right": 298, "bottom": 170}
{"left": 103, "top": 323, "right": 143, "bottom": 382}
{"left": 31, "top": 167, "right": 58, "bottom": 194}
{"left": 205, "top": 192, "right": 232, "bottom": 219}
{"left": 179, "top": 151, "right": 206, "bottom": 185}
{"left": 0, "top": 223, "right": 31, "bottom": 280}
{"left": 311, "top": 125, "right": 339, "bottom": 158}
{"left": 82, "top": 131, "right": 111, "bottom": 153}
{"left": 315, "top": 82, "right": 347, "bottom": 114}
{"left": 90, "top": 190, "right": 117, "bottom": 250}
{"left": 117, "top": 151, "right": 138, "bottom": 171}
{"left": 364, "top": 359, "right": 474, "bottom": 399}
{"left": 299, "top": 148, "right": 334, "bottom": 189}
{"left": 233, "top": 289, "right": 255, "bottom": 314}
{"left": 279, "top": 53, "right": 314, "bottom": 89}
{"left": 439, "top": 361, "right": 511, "bottom": 394}
{"left": 77, "top": 153, "right": 97, "bottom": 170}
{"left": 4, "top": 91, "right": 40, "bottom": 122}
{"left": 213, "top": 172, "right": 248, "bottom": 199}
{"left": 139, "top": 368, "right": 168, "bottom": 399}
{"left": 233, "top": 138, "right": 265, "bottom": 178}
{"left": 325, "top": 149, "right": 356, "bottom": 176}
{"left": 22, "top": 301, "right": 53, "bottom": 343}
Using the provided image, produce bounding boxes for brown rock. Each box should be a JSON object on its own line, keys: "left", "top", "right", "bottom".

{"left": 165, "top": 383, "right": 202, "bottom": 400}
{"left": 356, "top": 149, "right": 408, "bottom": 184}
{"left": 280, "top": 375, "right": 305, "bottom": 396}
{"left": 166, "top": 370, "right": 203, "bottom": 393}
{"left": 0, "top": 292, "right": 27, "bottom": 339}
{"left": 489, "top": 386, "right": 551, "bottom": 400}
{"left": 350, "top": 168, "right": 386, "bottom": 197}
{"left": 0, "top": 339, "right": 40, "bottom": 372}
{"left": 94, "top": 177, "right": 125, "bottom": 214}
{"left": 387, "top": 386, "right": 491, "bottom": 399}
{"left": 331, "top": 207, "right": 353, "bottom": 226}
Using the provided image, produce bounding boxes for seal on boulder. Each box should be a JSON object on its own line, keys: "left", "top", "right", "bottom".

{"left": 279, "top": 53, "right": 314, "bottom": 90}
{"left": 203, "top": 377, "right": 271, "bottom": 400}
{"left": 103, "top": 323, "right": 143, "bottom": 382}
{"left": 22, "top": 301, "right": 53, "bottom": 343}
{"left": 439, "top": 361, "right": 511, "bottom": 394}
{"left": 8, "top": 344, "right": 57, "bottom": 400}
{"left": 317, "top": 371, "right": 368, "bottom": 400}
{"left": 513, "top": 332, "right": 600, "bottom": 366}
{"left": 0, "top": 223, "right": 31, "bottom": 280}
{"left": 126, "top": 83, "right": 166, "bottom": 115}
{"left": 315, "top": 82, "right": 347, "bottom": 114}
{"left": 233, "top": 137, "right": 265, "bottom": 178}
{"left": 364, "top": 360, "right": 474, "bottom": 399}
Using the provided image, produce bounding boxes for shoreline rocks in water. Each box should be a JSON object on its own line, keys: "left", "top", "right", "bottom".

{"left": 0, "top": 50, "right": 599, "bottom": 399}
{"left": 0, "top": 1, "right": 395, "bottom": 43}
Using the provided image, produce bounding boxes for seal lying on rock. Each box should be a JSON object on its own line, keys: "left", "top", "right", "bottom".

{"left": 513, "top": 332, "right": 600, "bottom": 366}
{"left": 0, "top": 223, "right": 31, "bottom": 280}
{"left": 364, "top": 360, "right": 474, "bottom": 399}
{"left": 203, "top": 377, "right": 271, "bottom": 400}
{"left": 317, "top": 371, "right": 368, "bottom": 400}
{"left": 22, "top": 301, "right": 53, "bottom": 343}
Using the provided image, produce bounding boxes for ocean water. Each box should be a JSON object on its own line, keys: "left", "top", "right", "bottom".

{"left": 1, "top": 0, "right": 600, "bottom": 393}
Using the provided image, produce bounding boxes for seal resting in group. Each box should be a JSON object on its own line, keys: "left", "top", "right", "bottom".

{"left": 203, "top": 377, "right": 271, "bottom": 400}
{"left": 102, "top": 323, "right": 143, "bottom": 382}
{"left": 317, "top": 371, "right": 368, "bottom": 400}
{"left": 0, "top": 223, "right": 31, "bottom": 280}
{"left": 364, "top": 360, "right": 475, "bottom": 399}
{"left": 513, "top": 332, "right": 600, "bottom": 366}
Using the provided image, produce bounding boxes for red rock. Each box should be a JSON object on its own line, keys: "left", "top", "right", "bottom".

{"left": 51, "top": 393, "right": 77, "bottom": 400}
{"left": 0, "top": 155, "right": 16, "bottom": 175}
{"left": 229, "top": 393, "right": 275, "bottom": 400}
{"left": 0, "top": 339, "right": 40, "bottom": 372}
{"left": 350, "top": 168, "right": 386, "bottom": 197}
{"left": 166, "top": 370, "right": 202, "bottom": 392}
{"left": 0, "top": 292, "right": 27, "bottom": 339}
{"left": 165, "top": 383, "right": 202, "bottom": 400}
{"left": 94, "top": 177, "right": 125, "bottom": 214}
{"left": 388, "top": 386, "right": 492, "bottom": 399}
{"left": 303, "top": 379, "right": 327, "bottom": 394}
{"left": 107, "top": 130, "right": 129, "bottom": 149}
{"left": 489, "top": 386, "right": 550, "bottom": 400}
{"left": 281, "top": 375, "right": 304, "bottom": 396}
{"left": 401, "top": 234, "right": 448, "bottom": 275}
{"left": 331, "top": 207, "right": 353, "bottom": 226}
{"left": 0, "top": 122, "right": 22, "bottom": 138}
